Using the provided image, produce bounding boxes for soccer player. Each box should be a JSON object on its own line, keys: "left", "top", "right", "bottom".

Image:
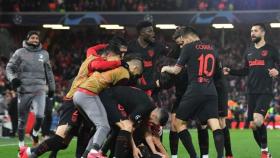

{"left": 165, "top": 28, "right": 189, "bottom": 158}
{"left": 223, "top": 23, "right": 279, "bottom": 158}
{"left": 167, "top": 27, "right": 232, "bottom": 158}
{"left": 19, "top": 37, "right": 129, "bottom": 158}
{"left": 127, "top": 20, "right": 167, "bottom": 96}
{"left": 73, "top": 55, "right": 143, "bottom": 158}
{"left": 98, "top": 86, "right": 169, "bottom": 158}
{"left": 6, "top": 31, "right": 55, "bottom": 148}
{"left": 161, "top": 26, "right": 224, "bottom": 158}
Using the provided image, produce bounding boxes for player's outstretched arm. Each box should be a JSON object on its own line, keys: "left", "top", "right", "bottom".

{"left": 161, "top": 65, "right": 182, "bottom": 75}
{"left": 225, "top": 55, "right": 249, "bottom": 76}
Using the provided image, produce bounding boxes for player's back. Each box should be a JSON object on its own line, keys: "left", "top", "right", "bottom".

{"left": 177, "top": 41, "right": 218, "bottom": 96}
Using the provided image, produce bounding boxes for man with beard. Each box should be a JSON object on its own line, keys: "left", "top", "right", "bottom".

{"left": 223, "top": 23, "right": 279, "bottom": 158}
{"left": 6, "top": 31, "right": 55, "bottom": 148}
{"left": 127, "top": 21, "right": 167, "bottom": 96}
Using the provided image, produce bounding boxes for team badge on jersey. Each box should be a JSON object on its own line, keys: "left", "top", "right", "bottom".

{"left": 148, "top": 50, "right": 155, "bottom": 57}
{"left": 261, "top": 50, "right": 268, "bottom": 57}
{"left": 38, "top": 54, "right": 44, "bottom": 62}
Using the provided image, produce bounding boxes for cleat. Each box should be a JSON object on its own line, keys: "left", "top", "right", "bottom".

{"left": 87, "top": 151, "right": 108, "bottom": 158}
{"left": 19, "top": 146, "right": 29, "bottom": 158}
{"left": 226, "top": 156, "right": 233, "bottom": 158}
{"left": 261, "top": 151, "right": 272, "bottom": 158}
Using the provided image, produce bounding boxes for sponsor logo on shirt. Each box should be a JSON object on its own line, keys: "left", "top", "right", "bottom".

{"left": 249, "top": 59, "right": 265, "bottom": 66}
{"left": 143, "top": 60, "right": 153, "bottom": 67}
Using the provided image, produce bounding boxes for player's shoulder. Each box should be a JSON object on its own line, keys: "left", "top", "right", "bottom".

{"left": 265, "top": 43, "right": 278, "bottom": 52}
{"left": 128, "top": 39, "right": 138, "bottom": 48}
{"left": 15, "top": 48, "right": 25, "bottom": 54}
{"left": 245, "top": 44, "right": 255, "bottom": 53}
{"left": 41, "top": 50, "right": 49, "bottom": 55}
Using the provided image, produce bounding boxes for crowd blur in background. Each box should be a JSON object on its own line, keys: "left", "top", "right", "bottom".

{"left": 1, "top": 0, "right": 280, "bottom": 12}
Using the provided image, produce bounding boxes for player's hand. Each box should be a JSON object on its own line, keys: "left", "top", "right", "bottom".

{"left": 155, "top": 80, "right": 160, "bottom": 87}
{"left": 120, "top": 60, "right": 129, "bottom": 69}
{"left": 133, "top": 147, "right": 143, "bottom": 158}
{"left": 268, "top": 68, "right": 279, "bottom": 78}
{"left": 223, "top": 67, "right": 231, "bottom": 75}
{"left": 161, "top": 66, "right": 169, "bottom": 73}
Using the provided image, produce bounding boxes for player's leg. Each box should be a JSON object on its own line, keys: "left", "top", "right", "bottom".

{"left": 41, "top": 97, "right": 53, "bottom": 139}
{"left": 19, "top": 100, "right": 77, "bottom": 158}
{"left": 207, "top": 118, "right": 224, "bottom": 158}
{"left": 217, "top": 87, "right": 233, "bottom": 158}
{"left": 30, "top": 91, "right": 46, "bottom": 146}
{"left": 19, "top": 125, "right": 72, "bottom": 158}
{"left": 114, "top": 120, "right": 133, "bottom": 158}
{"left": 17, "top": 93, "right": 33, "bottom": 147}
{"left": 219, "top": 117, "right": 233, "bottom": 158}
{"left": 174, "top": 96, "right": 198, "bottom": 158}
{"left": 197, "top": 121, "right": 209, "bottom": 158}
{"left": 247, "top": 95, "right": 262, "bottom": 148}
{"left": 73, "top": 91, "right": 111, "bottom": 155}
{"left": 76, "top": 122, "right": 94, "bottom": 158}
{"left": 101, "top": 127, "right": 119, "bottom": 157}
{"left": 203, "top": 96, "right": 224, "bottom": 158}
{"left": 252, "top": 94, "right": 273, "bottom": 157}
{"left": 169, "top": 113, "right": 179, "bottom": 158}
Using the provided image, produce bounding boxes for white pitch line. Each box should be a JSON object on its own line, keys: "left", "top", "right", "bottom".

{"left": 0, "top": 143, "right": 31, "bottom": 147}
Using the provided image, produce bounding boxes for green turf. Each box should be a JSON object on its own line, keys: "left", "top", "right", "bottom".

{"left": 0, "top": 129, "right": 279, "bottom": 158}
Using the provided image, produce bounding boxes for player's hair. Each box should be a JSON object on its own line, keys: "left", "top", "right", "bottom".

{"left": 136, "top": 21, "right": 153, "bottom": 33}
{"left": 252, "top": 23, "right": 267, "bottom": 32}
{"left": 173, "top": 26, "right": 199, "bottom": 39}
{"left": 123, "top": 53, "right": 144, "bottom": 72}
{"left": 26, "top": 30, "right": 40, "bottom": 40}
{"left": 108, "top": 36, "right": 127, "bottom": 51}
{"left": 158, "top": 108, "right": 169, "bottom": 126}
{"left": 172, "top": 26, "right": 185, "bottom": 40}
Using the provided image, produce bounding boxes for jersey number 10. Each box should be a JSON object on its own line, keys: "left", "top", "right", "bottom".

{"left": 198, "top": 54, "right": 215, "bottom": 77}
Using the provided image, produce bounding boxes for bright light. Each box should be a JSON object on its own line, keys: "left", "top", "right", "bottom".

{"left": 212, "top": 24, "right": 234, "bottom": 29}
{"left": 156, "top": 24, "right": 177, "bottom": 29}
{"left": 43, "top": 24, "right": 63, "bottom": 28}
{"left": 51, "top": 26, "right": 70, "bottom": 30}
{"left": 100, "top": 24, "right": 124, "bottom": 30}
{"left": 43, "top": 24, "right": 70, "bottom": 30}
{"left": 270, "top": 23, "right": 280, "bottom": 28}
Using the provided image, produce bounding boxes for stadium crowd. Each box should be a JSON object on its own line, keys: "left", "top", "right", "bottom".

{"left": 1, "top": 0, "right": 280, "bottom": 12}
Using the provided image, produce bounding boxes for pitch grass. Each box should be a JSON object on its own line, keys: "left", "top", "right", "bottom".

{"left": 0, "top": 129, "right": 279, "bottom": 158}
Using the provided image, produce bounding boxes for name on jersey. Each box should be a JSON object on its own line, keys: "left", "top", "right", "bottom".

{"left": 249, "top": 59, "right": 265, "bottom": 66}
{"left": 195, "top": 44, "right": 213, "bottom": 50}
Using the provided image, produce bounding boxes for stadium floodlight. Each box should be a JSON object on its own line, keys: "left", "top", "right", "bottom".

{"left": 51, "top": 26, "right": 70, "bottom": 30}
{"left": 43, "top": 24, "right": 63, "bottom": 28}
{"left": 212, "top": 24, "right": 234, "bottom": 29}
{"left": 270, "top": 23, "right": 280, "bottom": 28}
{"left": 100, "top": 24, "right": 124, "bottom": 29}
{"left": 155, "top": 24, "right": 177, "bottom": 29}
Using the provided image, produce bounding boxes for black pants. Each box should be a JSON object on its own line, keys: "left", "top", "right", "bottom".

{"left": 8, "top": 97, "right": 18, "bottom": 136}
{"left": 42, "top": 97, "right": 54, "bottom": 136}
